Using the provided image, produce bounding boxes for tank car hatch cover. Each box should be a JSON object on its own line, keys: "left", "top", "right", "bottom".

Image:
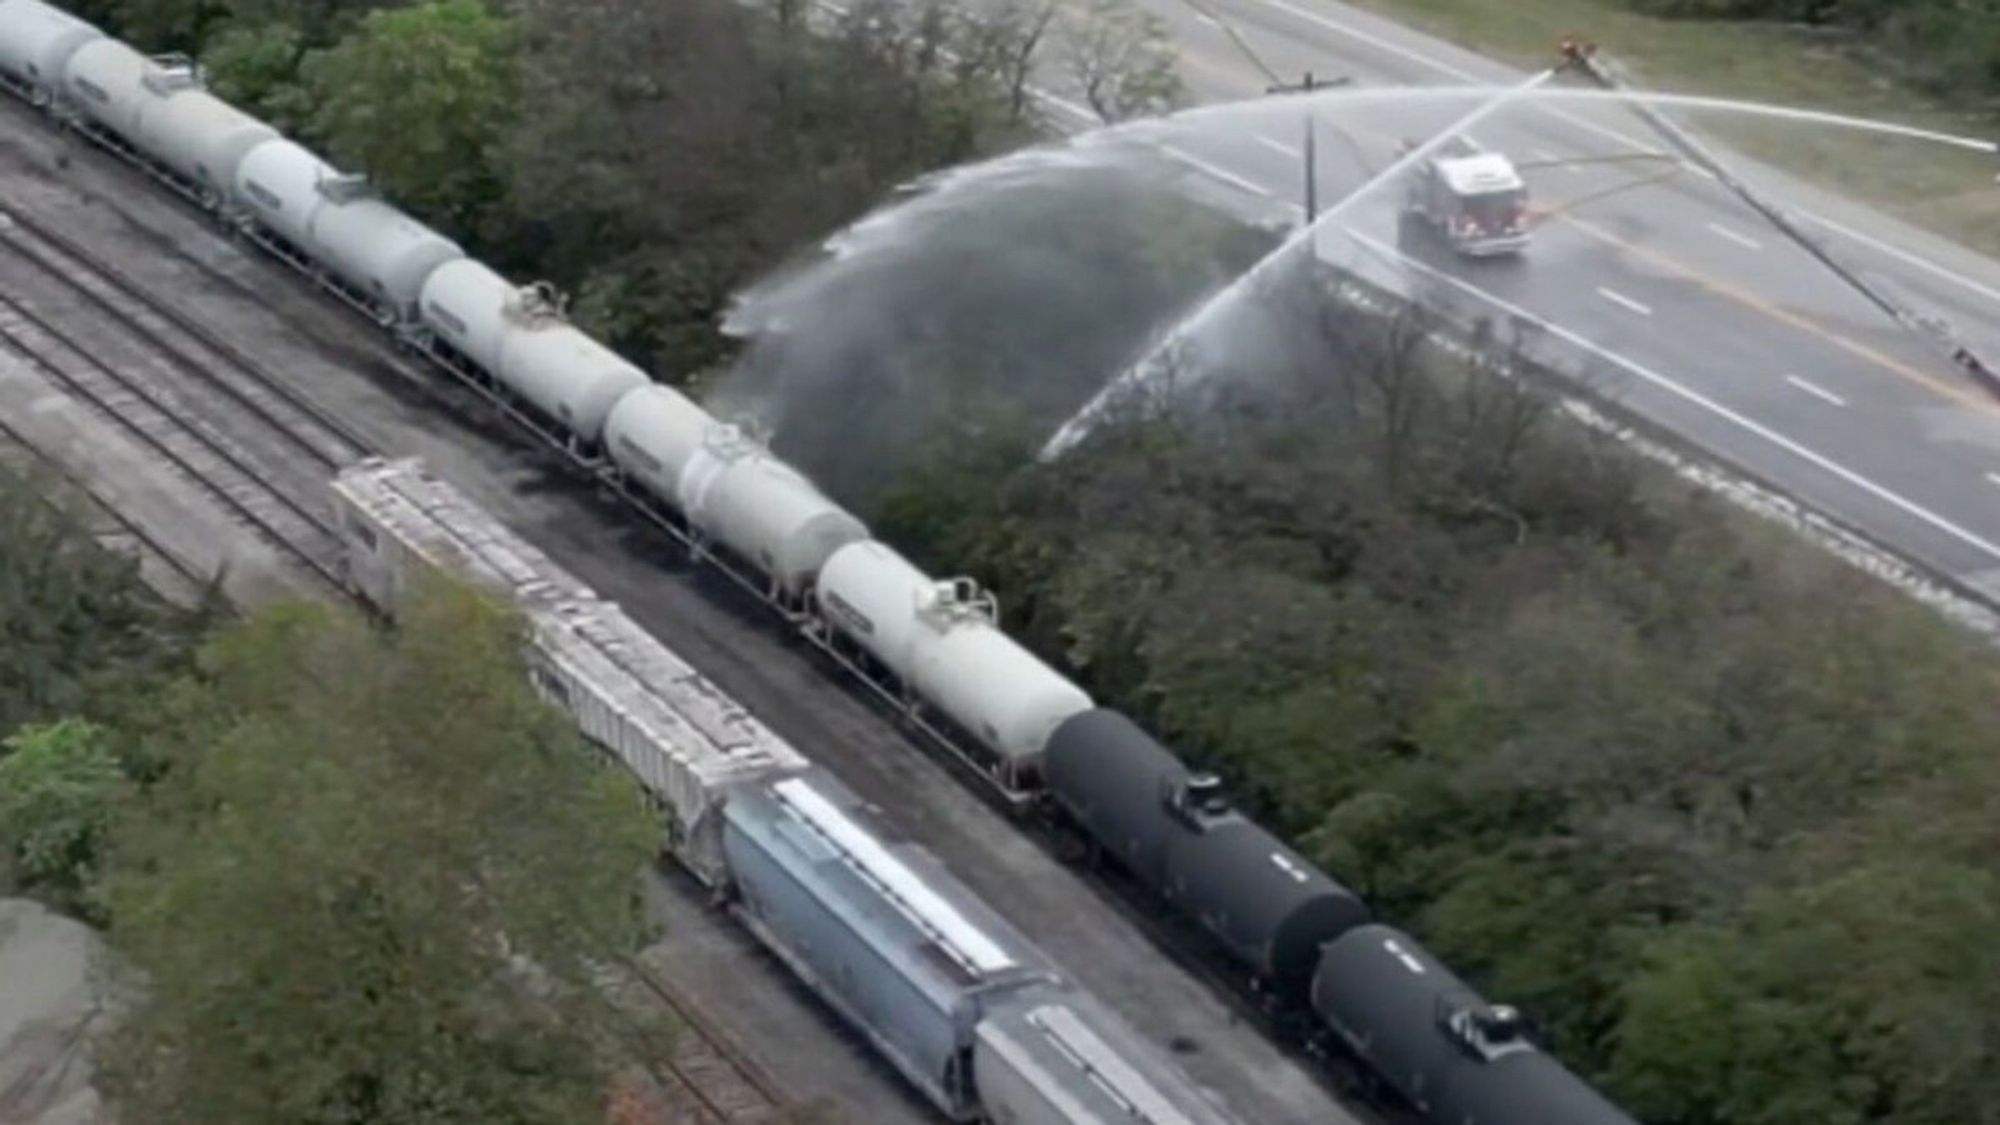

{"left": 771, "top": 777, "right": 1016, "bottom": 977}
{"left": 1029, "top": 1003, "right": 1206, "bottom": 1125}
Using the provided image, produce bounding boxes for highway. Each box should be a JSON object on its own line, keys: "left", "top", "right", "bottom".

{"left": 1027, "top": 0, "right": 2000, "bottom": 604}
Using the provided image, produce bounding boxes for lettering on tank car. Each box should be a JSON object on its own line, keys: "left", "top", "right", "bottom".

{"left": 73, "top": 77, "right": 107, "bottom": 103}
{"left": 1268, "top": 852, "right": 1309, "bottom": 883}
{"left": 1383, "top": 936, "right": 1426, "bottom": 975}
{"left": 616, "top": 435, "right": 662, "bottom": 474}
{"left": 244, "top": 180, "right": 282, "bottom": 211}
{"left": 821, "top": 592, "right": 874, "bottom": 637}
{"left": 425, "top": 301, "right": 468, "bottom": 337}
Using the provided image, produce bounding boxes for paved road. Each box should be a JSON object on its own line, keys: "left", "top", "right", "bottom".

{"left": 1029, "top": 0, "right": 2000, "bottom": 603}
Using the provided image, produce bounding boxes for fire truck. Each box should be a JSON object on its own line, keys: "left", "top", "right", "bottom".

{"left": 1400, "top": 138, "right": 1531, "bottom": 258}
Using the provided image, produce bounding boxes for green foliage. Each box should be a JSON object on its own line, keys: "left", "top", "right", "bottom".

{"left": 201, "top": 22, "right": 314, "bottom": 134}
{"left": 0, "top": 468, "right": 211, "bottom": 740}
{"left": 302, "top": 0, "right": 517, "bottom": 229}
{"left": 0, "top": 719, "right": 124, "bottom": 919}
{"left": 1616, "top": 0, "right": 2000, "bottom": 97}
{"left": 97, "top": 582, "right": 668, "bottom": 1125}
{"left": 878, "top": 288, "right": 2000, "bottom": 1123}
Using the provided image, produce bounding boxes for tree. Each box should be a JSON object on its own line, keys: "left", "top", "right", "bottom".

{"left": 0, "top": 719, "right": 124, "bottom": 919}
{"left": 1056, "top": 0, "right": 1182, "bottom": 123}
{"left": 201, "top": 22, "right": 315, "bottom": 134}
{"left": 0, "top": 467, "right": 212, "bottom": 740}
{"left": 97, "top": 582, "right": 671, "bottom": 1125}
{"left": 302, "top": 0, "right": 517, "bottom": 228}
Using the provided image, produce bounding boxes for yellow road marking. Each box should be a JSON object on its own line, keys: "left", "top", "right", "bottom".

{"left": 1553, "top": 213, "right": 1998, "bottom": 414}
{"left": 1295, "top": 109, "right": 1997, "bottom": 413}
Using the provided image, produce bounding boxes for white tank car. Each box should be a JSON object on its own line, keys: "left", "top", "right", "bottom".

{"left": 418, "top": 258, "right": 513, "bottom": 365}
{"left": 604, "top": 382, "right": 717, "bottom": 503}
{"left": 233, "top": 137, "right": 334, "bottom": 250}
{"left": 308, "top": 187, "right": 464, "bottom": 323}
{"left": 816, "top": 541, "right": 1092, "bottom": 788}
{"left": 495, "top": 311, "right": 647, "bottom": 443}
{"left": 417, "top": 261, "right": 646, "bottom": 443}
{"left": 678, "top": 425, "right": 869, "bottom": 603}
{"left": 0, "top": 0, "right": 101, "bottom": 106}
{"left": 137, "top": 77, "right": 278, "bottom": 205}
{"left": 58, "top": 36, "right": 150, "bottom": 135}
{"left": 328, "top": 457, "right": 807, "bottom": 883}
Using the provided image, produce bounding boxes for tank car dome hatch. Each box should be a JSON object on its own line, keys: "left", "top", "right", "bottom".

{"left": 815, "top": 540, "right": 934, "bottom": 681}
{"left": 494, "top": 309, "right": 647, "bottom": 443}
{"left": 0, "top": 0, "right": 103, "bottom": 104}
{"left": 907, "top": 586, "right": 1092, "bottom": 784}
{"left": 604, "top": 384, "right": 718, "bottom": 503}
{"left": 60, "top": 36, "right": 150, "bottom": 136}
{"left": 419, "top": 258, "right": 513, "bottom": 370}
{"left": 677, "top": 426, "right": 869, "bottom": 599}
{"left": 138, "top": 83, "right": 278, "bottom": 200}
{"left": 307, "top": 192, "right": 464, "bottom": 322}
{"left": 1311, "top": 924, "right": 1637, "bottom": 1125}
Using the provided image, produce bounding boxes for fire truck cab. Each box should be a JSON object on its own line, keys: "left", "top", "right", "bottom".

{"left": 1402, "top": 141, "right": 1530, "bottom": 258}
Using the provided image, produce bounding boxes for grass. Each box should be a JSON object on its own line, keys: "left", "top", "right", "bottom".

{"left": 1344, "top": 0, "right": 2000, "bottom": 256}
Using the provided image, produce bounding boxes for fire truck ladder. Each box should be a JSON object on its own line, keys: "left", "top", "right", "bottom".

{"left": 1556, "top": 38, "right": 2000, "bottom": 399}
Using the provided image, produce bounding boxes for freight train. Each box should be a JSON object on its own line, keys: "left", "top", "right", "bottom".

{"left": 330, "top": 455, "right": 1243, "bottom": 1125}
{"left": 0, "top": 4, "right": 1640, "bottom": 1122}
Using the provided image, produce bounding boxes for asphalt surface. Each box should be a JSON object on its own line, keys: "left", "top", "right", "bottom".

{"left": 1027, "top": 0, "right": 2000, "bottom": 603}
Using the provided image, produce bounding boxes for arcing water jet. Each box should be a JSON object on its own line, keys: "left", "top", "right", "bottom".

{"left": 1036, "top": 68, "right": 1559, "bottom": 462}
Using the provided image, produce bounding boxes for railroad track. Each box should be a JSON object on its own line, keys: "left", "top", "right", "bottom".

{"left": 0, "top": 408, "right": 215, "bottom": 607}
{"left": 0, "top": 197, "right": 375, "bottom": 469}
{"left": 625, "top": 954, "right": 790, "bottom": 1124}
{"left": 0, "top": 202, "right": 376, "bottom": 594}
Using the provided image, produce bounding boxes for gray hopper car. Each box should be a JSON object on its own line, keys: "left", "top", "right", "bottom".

{"left": 974, "top": 988, "right": 1246, "bottom": 1125}
{"left": 329, "top": 458, "right": 808, "bottom": 883}
{"left": 721, "top": 772, "right": 1058, "bottom": 1121}
{"left": 1043, "top": 709, "right": 1369, "bottom": 996}
{"left": 1312, "top": 924, "right": 1636, "bottom": 1125}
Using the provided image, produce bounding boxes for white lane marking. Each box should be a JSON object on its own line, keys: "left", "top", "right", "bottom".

{"left": 1162, "top": 143, "right": 1277, "bottom": 199}
{"left": 1985, "top": 471, "right": 2000, "bottom": 488}
{"left": 1596, "top": 287, "right": 1653, "bottom": 316}
{"left": 1343, "top": 226, "right": 2000, "bottom": 565}
{"left": 1243, "top": 0, "right": 2000, "bottom": 309}
{"left": 1707, "top": 222, "right": 1763, "bottom": 250}
{"left": 1531, "top": 147, "right": 1561, "bottom": 163}
{"left": 1258, "top": 135, "right": 1303, "bottom": 158}
{"left": 1786, "top": 374, "right": 1847, "bottom": 406}
{"left": 1808, "top": 212, "right": 2000, "bottom": 308}
{"left": 1195, "top": 11, "right": 1225, "bottom": 27}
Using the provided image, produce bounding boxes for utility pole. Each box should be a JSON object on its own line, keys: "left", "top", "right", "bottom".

{"left": 1264, "top": 71, "right": 1349, "bottom": 223}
